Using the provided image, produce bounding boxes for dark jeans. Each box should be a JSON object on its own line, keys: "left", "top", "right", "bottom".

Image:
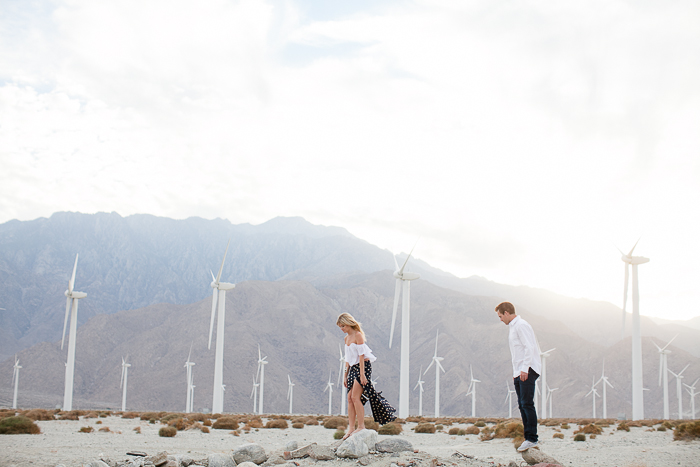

{"left": 513, "top": 367, "right": 539, "bottom": 442}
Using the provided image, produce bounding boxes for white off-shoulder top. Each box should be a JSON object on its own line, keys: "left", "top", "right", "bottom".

{"left": 345, "top": 343, "right": 377, "bottom": 366}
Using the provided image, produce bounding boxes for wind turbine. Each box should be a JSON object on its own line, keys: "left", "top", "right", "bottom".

{"left": 414, "top": 366, "right": 425, "bottom": 416}
{"left": 504, "top": 382, "right": 516, "bottom": 418}
{"left": 184, "top": 345, "right": 195, "bottom": 413}
{"left": 465, "top": 365, "right": 480, "bottom": 417}
{"left": 669, "top": 364, "right": 690, "bottom": 419}
{"left": 337, "top": 344, "right": 347, "bottom": 415}
{"left": 61, "top": 253, "right": 87, "bottom": 411}
{"left": 256, "top": 345, "right": 268, "bottom": 414}
{"left": 619, "top": 240, "right": 649, "bottom": 420}
{"left": 207, "top": 240, "right": 236, "bottom": 414}
{"left": 424, "top": 330, "right": 445, "bottom": 417}
{"left": 287, "top": 375, "right": 295, "bottom": 414}
{"left": 684, "top": 378, "right": 699, "bottom": 419}
{"left": 324, "top": 370, "right": 334, "bottom": 415}
{"left": 654, "top": 335, "right": 677, "bottom": 420}
{"left": 586, "top": 377, "right": 600, "bottom": 418}
{"left": 189, "top": 376, "right": 195, "bottom": 412}
{"left": 120, "top": 356, "right": 131, "bottom": 412}
{"left": 388, "top": 245, "right": 420, "bottom": 418}
{"left": 546, "top": 385, "right": 559, "bottom": 419}
{"left": 250, "top": 377, "right": 259, "bottom": 414}
{"left": 539, "top": 348, "right": 555, "bottom": 419}
{"left": 595, "top": 360, "right": 614, "bottom": 419}
{"left": 12, "top": 356, "right": 21, "bottom": 409}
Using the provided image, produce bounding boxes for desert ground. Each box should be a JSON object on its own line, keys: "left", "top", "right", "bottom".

{"left": 1, "top": 415, "right": 698, "bottom": 467}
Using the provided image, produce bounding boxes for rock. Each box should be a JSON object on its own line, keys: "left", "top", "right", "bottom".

{"left": 262, "top": 454, "right": 287, "bottom": 466}
{"left": 208, "top": 452, "right": 236, "bottom": 467}
{"left": 353, "top": 429, "right": 378, "bottom": 451}
{"left": 358, "top": 456, "right": 372, "bottom": 466}
{"left": 173, "top": 455, "right": 195, "bottom": 466}
{"left": 308, "top": 445, "right": 335, "bottom": 461}
{"left": 507, "top": 462, "right": 518, "bottom": 467}
{"left": 146, "top": 452, "right": 169, "bottom": 467}
{"left": 285, "top": 443, "right": 316, "bottom": 459}
{"left": 376, "top": 439, "right": 413, "bottom": 453}
{"left": 233, "top": 444, "right": 268, "bottom": 465}
{"left": 521, "top": 448, "right": 562, "bottom": 466}
{"left": 85, "top": 462, "right": 110, "bottom": 467}
{"left": 239, "top": 462, "right": 258, "bottom": 467}
{"left": 285, "top": 441, "right": 298, "bottom": 452}
{"left": 336, "top": 436, "right": 369, "bottom": 459}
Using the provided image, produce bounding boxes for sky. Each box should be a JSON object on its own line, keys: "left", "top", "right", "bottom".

{"left": 1, "top": 0, "right": 699, "bottom": 321}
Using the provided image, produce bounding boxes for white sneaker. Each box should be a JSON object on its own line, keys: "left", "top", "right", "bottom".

{"left": 517, "top": 440, "right": 538, "bottom": 452}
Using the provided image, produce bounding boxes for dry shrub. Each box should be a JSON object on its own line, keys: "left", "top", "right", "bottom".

{"left": 277, "top": 415, "right": 291, "bottom": 420}
{"left": 553, "top": 433, "right": 564, "bottom": 439}
{"left": 0, "top": 412, "right": 16, "bottom": 420}
{"left": 266, "top": 419, "right": 288, "bottom": 429}
{"left": 378, "top": 423, "right": 402, "bottom": 435}
{"left": 99, "top": 411, "right": 110, "bottom": 418}
{"left": 160, "top": 413, "right": 184, "bottom": 423}
{"left": 305, "top": 417, "right": 319, "bottom": 426}
{"left": 494, "top": 421, "right": 524, "bottom": 439}
{"left": 133, "top": 427, "right": 141, "bottom": 434}
{"left": 479, "top": 426, "right": 494, "bottom": 441}
{"left": 202, "top": 426, "right": 210, "bottom": 433}
{"left": 474, "top": 421, "right": 486, "bottom": 427}
{"left": 23, "top": 409, "right": 54, "bottom": 421}
{"left": 212, "top": 417, "right": 239, "bottom": 430}
{"left": 323, "top": 417, "right": 348, "bottom": 430}
{"left": 333, "top": 429, "right": 345, "bottom": 440}
{"left": 435, "top": 424, "right": 444, "bottom": 431}
{"left": 626, "top": 420, "right": 643, "bottom": 428}
{"left": 121, "top": 412, "right": 139, "bottom": 419}
{"left": 448, "top": 427, "right": 460, "bottom": 435}
{"left": 657, "top": 426, "right": 667, "bottom": 432}
{"left": 0, "top": 416, "right": 41, "bottom": 435}
{"left": 561, "top": 423, "right": 570, "bottom": 429}
{"left": 590, "top": 434, "right": 597, "bottom": 439}
{"left": 292, "top": 422, "right": 304, "bottom": 429}
{"left": 464, "top": 425, "right": 480, "bottom": 435}
{"left": 406, "top": 416, "right": 424, "bottom": 423}
{"left": 186, "top": 413, "right": 207, "bottom": 422}
{"left": 187, "top": 422, "right": 209, "bottom": 433}
{"left": 541, "top": 419, "right": 559, "bottom": 426}
{"left": 203, "top": 419, "right": 212, "bottom": 427}
{"left": 364, "top": 418, "right": 379, "bottom": 431}
{"left": 167, "top": 418, "right": 188, "bottom": 431}
{"left": 58, "top": 411, "right": 80, "bottom": 421}
{"left": 617, "top": 422, "right": 630, "bottom": 432}
{"left": 674, "top": 421, "right": 700, "bottom": 441}
{"left": 573, "top": 433, "right": 586, "bottom": 441}
{"left": 249, "top": 418, "right": 263, "bottom": 429}
{"left": 96, "top": 420, "right": 102, "bottom": 425}
{"left": 242, "top": 424, "right": 252, "bottom": 432}
{"left": 79, "top": 426, "right": 94, "bottom": 433}
{"left": 575, "top": 424, "right": 603, "bottom": 435}
{"left": 415, "top": 423, "right": 436, "bottom": 434}
{"left": 98, "top": 426, "right": 111, "bottom": 432}
{"left": 139, "top": 412, "right": 165, "bottom": 420}
{"left": 159, "top": 426, "right": 177, "bottom": 437}
{"left": 85, "top": 412, "right": 99, "bottom": 419}
{"left": 231, "top": 429, "right": 239, "bottom": 436}
{"left": 512, "top": 436, "right": 524, "bottom": 450}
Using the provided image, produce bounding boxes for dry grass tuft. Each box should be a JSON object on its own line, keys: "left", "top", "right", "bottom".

{"left": 203, "top": 419, "right": 212, "bottom": 427}
{"left": 265, "top": 419, "right": 288, "bottom": 429}
{"left": 292, "top": 422, "right": 304, "bottom": 429}
{"left": 575, "top": 424, "right": 603, "bottom": 435}
{"left": 212, "top": 417, "right": 239, "bottom": 430}
{"left": 512, "top": 435, "right": 524, "bottom": 450}
{"left": 98, "top": 426, "right": 111, "bottom": 432}
{"left": 617, "top": 422, "right": 630, "bottom": 432}
{"left": 494, "top": 421, "right": 524, "bottom": 439}
{"left": 377, "top": 423, "right": 402, "bottom": 435}
{"left": 121, "top": 412, "right": 139, "bottom": 419}
{"left": 167, "top": 418, "right": 188, "bottom": 431}
{"left": 133, "top": 427, "right": 141, "bottom": 434}
{"left": 0, "top": 416, "right": 41, "bottom": 435}
{"left": 573, "top": 433, "right": 586, "bottom": 441}
{"left": 159, "top": 426, "right": 177, "bottom": 437}
{"left": 553, "top": 432, "right": 564, "bottom": 439}
{"left": 79, "top": 426, "right": 94, "bottom": 433}
{"left": 414, "top": 423, "right": 437, "bottom": 434}
{"left": 22, "top": 409, "right": 54, "bottom": 421}
{"left": 333, "top": 429, "right": 345, "bottom": 440}
{"left": 323, "top": 417, "right": 348, "bottom": 430}
{"left": 673, "top": 420, "right": 700, "bottom": 441}
{"left": 464, "top": 425, "right": 480, "bottom": 435}
{"left": 479, "top": 426, "right": 494, "bottom": 441}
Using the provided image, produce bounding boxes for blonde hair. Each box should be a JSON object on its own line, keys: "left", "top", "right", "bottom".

{"left": 337, "top": 312, "right": 367, "bottom": 341}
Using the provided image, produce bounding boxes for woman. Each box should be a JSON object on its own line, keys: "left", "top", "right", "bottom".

{"left": 337, "top": 312, "right": 396, "bottom": 439}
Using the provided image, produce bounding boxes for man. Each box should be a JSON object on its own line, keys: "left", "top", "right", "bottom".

{"left": 495, "top": 301, "right": 542, "bottom": 451}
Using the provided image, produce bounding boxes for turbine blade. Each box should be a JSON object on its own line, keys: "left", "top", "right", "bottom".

{"left": 628, "top": 238, "right": 640, "bottom": 256}
{"left": 69, "top": 254, "right": 79, "bottom": 293}
{"left": 424, "top": 360, "right": 434, "bottom": 374}
{"left": 61, "top": 297, "right": 71, "bottom": 349}
{"left": 393, "top": 254, "right": 399, "bottom": 272}
{"left": 208, "top": 288, "right": 217, "bottom": 349}
{"left": 216, "top": 239, "right": 230, "bottom": 283}
{"left": 399, "top": 241, "right": 418, "bottom": 274}
{"left": 389, "top": 279, "right": 401, "bottom": 348}
{"left": 187, "top": 342, "right": 193, "bottom": 363}
{"left": 434, "top": 330, "right": 439, "bottom": 357}
{"left": 661, "top": 334, "right": 678, "bottom": 351}
{"left": 622, "top": 262, "right": 629, "bottom": 333}
{"left": 679, "top": 363, "right": 690, "bottom": 376}
{"left": 437, "top": 360, "right": 446, "bottom": 373}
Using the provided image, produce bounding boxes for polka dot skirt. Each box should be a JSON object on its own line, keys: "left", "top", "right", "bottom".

{"left": 347, "top": 361, "right": 397, "bottom": 425}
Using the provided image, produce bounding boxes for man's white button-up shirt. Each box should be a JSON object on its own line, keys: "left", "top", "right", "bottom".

{"left": 508, "top": 315, "right": 542, "bottom": 378}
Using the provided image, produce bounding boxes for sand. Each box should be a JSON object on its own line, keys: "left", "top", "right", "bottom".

{"left": 0, "top": 416, "right": 698, "bottom": 467}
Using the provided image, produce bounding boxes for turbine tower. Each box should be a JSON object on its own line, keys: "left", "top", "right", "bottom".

{"left": 546, "top": 385, "right": 559, "bottom": 418}
{"left": 184, "top": 345, "right": 195, "bottom": 413}
{"left": 596, "top": 360, "right": 614, "bottom": 419}
{"left": 388, "top": 246, "right": 420, "bottom": 419}
{"left": 256, "top": 345, "right": 268, "bottom": 414}
{"left": 287, "top": 375, "right": 295, "bottom": 414}
{"left": 12, "top": 356, "right": 21, "bottom": 409}
{"left": 62, "top": 254, "right": 87, "bottom": 411}
{"left": 250, "top": 377, "right": 259, "bottom": 414}
{"left": 120, "top": 356, "right": 131, "bottom": 412}
{"left": 424, "top": 330, "right": 445, "bottom": 417}
{"left": 669, "top": 364, "right": 690, "bottom": 419}
{"left": 208, "top": 240, "right": 236, "bottom": 414}
{"left": 654, "top": 335, "right": 677, "bottom": 420}
{"left": 504, "top": 382, "right": 516, "bottom": 418}
{"left": 685, "top": 378, "right": 699, "bottom": 419}
{"left": 189, "top": 376, "right": 195, "bottom": 412}
{"left": 620, "top": 240, "right": 649, "bottom": 420}
{"left": 337, "top": 344, "right": 347, "bottom": 415}
{"left": 466, "top": 365, "right": 480, "bottom": 417}
{"left": 586, "top": 377, "right": 600, "bottom": 418}
{"left": 324, "top": 371, "right": 334, "bottom": 415}
{"left": 414, "top": 366, "right": 425, "bottom": 416}
{"left": 539, "top": 348, "right": 555, "bottom": 419}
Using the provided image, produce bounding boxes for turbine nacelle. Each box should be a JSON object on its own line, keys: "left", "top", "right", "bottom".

{"left": 621, "top": 255, "right": 650, "bottom": 265}
{"left": 393, "top": 271, "right": 420, "bottom": 281}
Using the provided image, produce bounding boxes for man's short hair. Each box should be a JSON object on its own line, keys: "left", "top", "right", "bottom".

{"left": 495, "top": 301, "right": 516, "bottom": 315}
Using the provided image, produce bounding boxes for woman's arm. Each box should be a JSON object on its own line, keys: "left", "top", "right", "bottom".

{"left": 344, "top": 362, "right": 349, "bottom": 388}
{"left": 359, "top": 355, "right": 367, "bottom": 386}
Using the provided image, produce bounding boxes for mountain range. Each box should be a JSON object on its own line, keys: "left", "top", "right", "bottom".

{"left": 0, "top": 212, "right": 698, "bottom": 418}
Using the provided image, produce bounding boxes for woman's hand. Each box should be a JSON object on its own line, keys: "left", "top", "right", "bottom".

{"left": 343, "top": 375, "right": 348, "bottom": 388}
{"left": 360, "top": 374, "right": 368, "bottom": 386}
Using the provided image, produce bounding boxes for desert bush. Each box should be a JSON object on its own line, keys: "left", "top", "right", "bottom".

{"left": 99, "top": 411, "right": 110, "bottom": 418}
{"left": 474, "top": 421, "right": 486, "bottom": 427}
{"left": 435, "top": 424, "right": 444, "bottom": 431}
{"left": 617, "top": 422, "right": 630, "bottom": 432}
{"left": 186, "top": 413, "right": 207, "bottom": 422}
{"left": 334, "top": 429, "right": 345, "bottom": 440}
{"left": 98, "top": 427, "right": 111, "bottom": 432}
{"left": 133, "top": 427, "right": 141, "bottom": 434}
{"left": 186, "top": 422, "right": 209, "bottom": 433}
{"left": 674, "top": 420, "right": 700, "bottom": 441}
{"left": 553, "top": 433, "right": 564, "bottom": 439}
{"left": 590, "top": 434, "right": 597, "bottom": 439}
{"left": 167, "top": 418, "right": 188, "bottom": 431}
{"left": 79, "top": 426, "right": 94, "bottom": 433}
{"left": 448, "top": 427, "right": 460, "bottom": 435}
{"left": 575, "top": 424, "right": 603, "bottom": 435}
{"left": 305, "top": 417, "right": 319, "bottom": 425}
{"left": 140, "top": 412, "right": 165, "bottom": 420}
{"left": 212, "top": 417, "right": 239, "bottom": 430}
{"left": 573, "top": 433, "right": 586, "bottom": 441}
{"left": 560, "top": 423, "right": 570, "bottom": 430}
{"left": 364, "top": 418, "right": 379, "bottom": 431}
{"left": 121, "top": 412, "right": 139, "bottom": 419}
{"left": 160, "top": 413, "right": 184, "bottom": 423}
{"left": 159, "top": 426, "right": 177, "bottom": 437}
{"left": 378, "top": 423, "right": 402, "bottom": 435}
{"left": 266, "top": 419, "right": 288, "bottom": 429}
{"left": 541, "top": 419, "right": 559, "bottom": 427}
{"left": 58, "top": 411, "right": 80, "bottom": 421}
{"left": 414, "top": 423, "right": 436, "bottom": 434}
{"left": 464, "top": 425, "right": 480, "bottom": 435}
{"left": 96, "top": 421, "right": 102, "bottom": 424}
{"left": 494, "top": 421, "right": 524, "bottom": 439}
{"left": 203, "top": 419, "right": 212, "bottom": 427}
{"left": 662, "top": 421, "right": 673, "bottom": 429}
{"left": 406, "top": 416, "right": 424, "bottom": 423}
{"left": 249, "top": 418, "right": 263, "bottom": 428}
{"left": 85, "top": 412, "right": 99, "bottom": 419}
{"left": 479, "top": 426, "right": 494, "bottom": 441}
{"left": 323, "top": 417, "right": 348, "bottom": 430}
{"left": 292, "top": 422, "right": 304, "bottom": 429}
{"left": 0, "top": 416, "right": 41, "bottom": 435}
{"left": 22, "top": 409, "right": 54, "bottom": 421}
{"left": 201, "top": 426, "right": 210, "bottom": 433}
{"left": 657, "top": 426, "right": 667, "bottom": 432}
{"left": 512, "top": 436, "right": 524, "bottom": 450}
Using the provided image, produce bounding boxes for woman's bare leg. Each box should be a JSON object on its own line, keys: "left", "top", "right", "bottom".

{"left": 344, "top": 388, "right": 356, "bottom": 440}
{"left": 349, "top": 380, "right": 365, "bottom": 431}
